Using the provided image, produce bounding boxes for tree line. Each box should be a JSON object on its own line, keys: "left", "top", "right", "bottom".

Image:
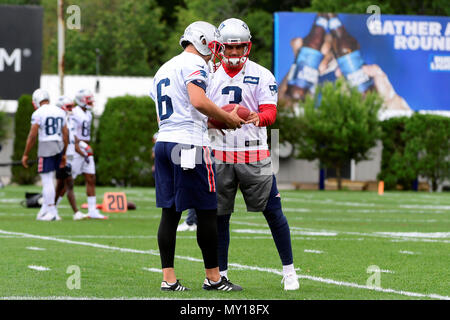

{"left": 0, "top": 0, "right": 448, "bottom": 76}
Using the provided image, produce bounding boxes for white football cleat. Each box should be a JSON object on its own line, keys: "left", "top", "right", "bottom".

{"left": 73, "top": 211, "right": 88, "bottom": 221}
{"left": 36, "top": 205, "right": 48, "bottom": 220}
{"left": 88, "top": 209, "right": 108, "bottom": 220}
{"left": 36, "top": 211, "right": 45, "bottom": 220}
{"left": 36, "top": 211, "right": 57, "bottom": 221}
{"left": 177, "top": 221, "right": 197, "bottom": 232}
{"left": 282, "top": 272, "right": 300, "bottom": 291}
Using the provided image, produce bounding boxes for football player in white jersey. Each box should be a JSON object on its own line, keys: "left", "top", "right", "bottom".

{"left": 208, "top": 18, "right": 300, "bottom": 290}
{"left": 149, "top": 21, "right": 244, "bottom": 292}
{"left": 54, "top": 96, "right": 87, "bottom": 221}
{"left": 22, "top": 89, "right": 69, "bottom": 221}
{"left": 71, "top": 89, "right": 107, "bottom": 219}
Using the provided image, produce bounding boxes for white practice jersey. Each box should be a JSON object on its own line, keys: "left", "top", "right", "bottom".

{"left": 72, "top": 106, "right": 92, "bottom": 142}
{"left": 149, "top": 51, "right": 211, "bottom": 146}
{"left": 66, "top": 113, "right": 77, "bottom": 156}
{"left": 208, "top": 60, "right": 278, "bottom": 151}
{"left": 31, "top": 104, "right": 67, "bottom": 142}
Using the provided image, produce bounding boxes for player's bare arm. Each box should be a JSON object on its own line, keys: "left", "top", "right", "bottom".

{"left": 21, "top": 123, "right": 39, "bottom": 168}
{"left": 60, "top": 124, "right": 69, "bottom": 167}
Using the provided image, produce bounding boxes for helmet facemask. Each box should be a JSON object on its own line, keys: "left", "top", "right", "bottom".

{"left": 84, "top": 95, "right": 94, "bottom": 110}
{"left": 220, "top": 41, "right": 252, "bottom": 69}
{"left": 208, "top": 40, "right": 225, "bottom": 72}
{"left": 62, "top": 103, "right": 75, "bottom": 112}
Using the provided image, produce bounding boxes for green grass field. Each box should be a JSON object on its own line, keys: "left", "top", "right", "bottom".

{"left": 0, "top": 185, "right": 449, "bottom": 300}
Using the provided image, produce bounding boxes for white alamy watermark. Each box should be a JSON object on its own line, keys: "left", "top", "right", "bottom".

{"left": 366, "top": 265, "right": 381, "bottom": 289}
{"left": 366, "top": 5, "right": 382, "bottom": 34}
{"left": 67, "top": 5, "right": 81, "bottom": 30}
{"left": 66, "top": 265, "right": 81, "bottom": 290}
{"left": 168, "top": 129, "right": 281, "bottom": 176}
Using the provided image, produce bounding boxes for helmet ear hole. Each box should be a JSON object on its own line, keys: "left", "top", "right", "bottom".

{"left": 180, "top": 40, "right": 190, "bottom": 49}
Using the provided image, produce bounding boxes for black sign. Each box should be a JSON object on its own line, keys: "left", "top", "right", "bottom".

{"left": 0, "top": 5, "right": 43, "bottom": 100}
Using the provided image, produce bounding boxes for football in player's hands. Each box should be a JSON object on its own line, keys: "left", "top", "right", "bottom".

{"left": 208, "top": 104, "right": 250, "bottom": 129}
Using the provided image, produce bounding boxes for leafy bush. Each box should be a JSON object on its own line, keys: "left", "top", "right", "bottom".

{"left": 0, "top": 110, "right": 10, "bottom": 145}
{"left": 287, "top": 79, "right": 382, "bottom": 189}
{"left": 403, "top": 114, "right": 450, "bottom": 191}
{"left": 377, "top": 117, "right": 414, "bottom": 190}
{"left": 378, "top": 114, "right": 450, "bottom": 191}
{"left": 11, "top": 95, "right": 38, "bottom": 184}
{"left": 95, "top": 95, "right": 158, "bottom": 186}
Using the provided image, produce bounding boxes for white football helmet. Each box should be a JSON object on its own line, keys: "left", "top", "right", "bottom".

{"left": 75, "top": 89, "right": 94, "bottom": 109}
{"left": 218, "top": 18, "right": 252, "bottom": 68}
{"left": 179, "top": 21, "right": 224, "bottom": 61}
{"left": 31, "top": 89, "right": 50, "bottom": 109}
{"left": 56, "top": 95, "right": 75, "bottom": 112}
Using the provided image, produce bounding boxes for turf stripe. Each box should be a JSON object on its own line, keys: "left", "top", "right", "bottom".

{"left": 0, "top": 229, "right": 448, "bottom": 300}
{"left": 28, "top": 265, "right": 50, "bottom": 271}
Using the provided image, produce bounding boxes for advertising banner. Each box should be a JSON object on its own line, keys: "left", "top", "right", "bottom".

{"left": 274, "top": 12, "right": 450, "bottom": 112}
{"left": 0, "top": 5, "right": 43, "bottom": 100}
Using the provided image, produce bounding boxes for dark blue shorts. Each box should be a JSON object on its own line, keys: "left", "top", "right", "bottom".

{"left": 37, "top": 152, "right": 63, "bottom": 174}
{"left": 154, "top": 142, "right": 217, "bottom": 212}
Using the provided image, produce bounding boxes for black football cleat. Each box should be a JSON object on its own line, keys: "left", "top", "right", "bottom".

{"left": 202, "top": 276, "right": 243, "bottom": 291}
{"left": 161, "top": 280, "right": 190, "bottom": 291}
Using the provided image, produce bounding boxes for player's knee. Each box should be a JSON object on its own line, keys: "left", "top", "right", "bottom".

{"left": 263, "top": 207, "right": 287, "bottom": 227}
{"left": 86, "top": 174, "right": 96, "bottom": 186}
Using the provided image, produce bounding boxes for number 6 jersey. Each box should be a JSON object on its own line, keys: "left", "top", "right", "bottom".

{"left": 149, "top": 51, "right": 211, "bottom": 147}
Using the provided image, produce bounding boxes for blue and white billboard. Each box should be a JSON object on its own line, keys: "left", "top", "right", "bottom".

{"left": 274, "top": 12, "right": 450, "bottom": 112}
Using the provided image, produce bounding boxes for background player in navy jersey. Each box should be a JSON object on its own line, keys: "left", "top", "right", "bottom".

{"left": 149, "top": 21, "right": 244, "bottom": 291}
{"left": 208, "top": 18, "right": 300, "bottom": 290}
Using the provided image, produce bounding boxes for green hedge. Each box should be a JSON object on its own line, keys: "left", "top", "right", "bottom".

{"left": 403, "top": 114, "right": 450, "bottom": 191}
{"left": 0, "top": 110, "right": 10, "bottom": 145}
{"left": 95, "top": 95, "right": 158, "bottom": 187}
{"left": 11, "top": 95, "right": 39, "bottom": 184}
{"left": 378, "top": 114, "right": 450, "bottom": 191}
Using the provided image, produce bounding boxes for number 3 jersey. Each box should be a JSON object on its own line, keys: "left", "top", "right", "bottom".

{"left": 71, "top": 105, "right": 93, "bottom": 142}
{"left": 31, "top": 104, "right": 67, "bottom": 157}
{"left": 149, "top": 51, "right": 211, "bottom": 147}
{"left": 207, "top": 60, "right": 278, "bottom": 162}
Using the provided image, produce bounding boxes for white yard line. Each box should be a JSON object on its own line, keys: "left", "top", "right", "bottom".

{"left": 233, "top": 229, "right": 337, "bottom": 236}
{"left": 376, "top": 232, "right": 450, "bottom": 238}
{"left": 400, "top": 205, "right": 450, "bottom": 210}
{"left": 230, "top": 221, "right": 450, "bottom": 243}
{"left": 26, "top": 247, "right": 46, "bottom": 251}
{"left": 399, "top": 251, "right": 418, "bottom": 255}
{"left": 380, "top": 270, "right": 395, "bottom": 274}
{"left": 28, "top": 265, "right": 50, "bottom": 271}
{"left": 304, "top": 249, "right": 323, "bottom": 254}
{"left": 142, "top": 267, "right": 162, "bottom": 273}
{"left": 1, "top": 229, "right": 448, "bottom": 300}
{"left": 0, "top": 234, "right": 372, "bottom": 241}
